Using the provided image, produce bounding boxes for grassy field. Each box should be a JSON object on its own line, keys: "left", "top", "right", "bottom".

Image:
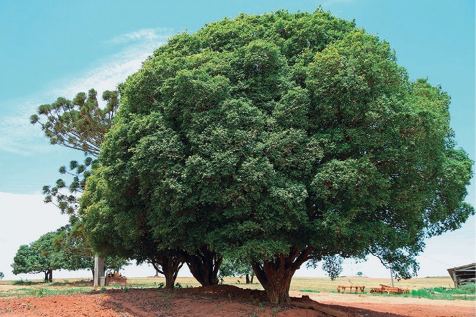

{"left": 1, "top": 276, "right": 473, "bottom": 300}
{"left": 125, "top": 275, "right": 458, "bottom": 292}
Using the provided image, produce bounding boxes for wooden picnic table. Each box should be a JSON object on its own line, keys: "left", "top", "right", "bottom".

{"left": 337, "top": 285, "right": 365, "bottom": 293}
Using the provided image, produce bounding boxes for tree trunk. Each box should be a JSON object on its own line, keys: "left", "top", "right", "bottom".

{"left": 252, "top": 246, "right": 313, "bottom": 305}
{"left": 44, "top": 271, "right": 48, "bottom": 283}
{"left": 250, "top": 275, "right": 254, "bottom": 284}
{"left": 246, "top": 274, "right": 250, "bottom": 284}
{"left": 150, "top": 252, "right": 184, "bottom": 289}
{"left": 181, "top": 247, "right": 222, "bottom": 286}
{"left": 164, "top": 270, "right": 176, "bottom": 288}
{"left": 253, "top": 261, "right": 294, "bottom": 304}
{"left": 46, "top": 270, "right": 53, "bottom": 283}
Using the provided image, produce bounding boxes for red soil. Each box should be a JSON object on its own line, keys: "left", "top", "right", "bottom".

{"left": 0, "top": 285, "right": 473, "bottom": 317}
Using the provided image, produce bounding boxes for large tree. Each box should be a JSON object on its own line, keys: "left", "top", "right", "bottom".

{"left": 85, "top": 9, "right": 473, "bottom": 304}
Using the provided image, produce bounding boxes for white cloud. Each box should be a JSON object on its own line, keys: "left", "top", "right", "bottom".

{"left": 0, "top": 103, "right": 50, "bottom": 156}
{"left": 0, "top": 28, "right": 172, "bottom": 156}
{"left": 50, "top": 28, "right": 173, "bottom": 105}
{"left": 106, "top": 28, "right": 172, "bottom": 45}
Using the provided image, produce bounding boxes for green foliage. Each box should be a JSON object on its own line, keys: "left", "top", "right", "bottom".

{"left": 356, "top": 272, "right": 363, "bottom": 277}
{"left": 11, "top": 231, "right": 64, "bottom": 282}
{"left": 80, "top": 166, "right": 183, "bottom": 287}
{"left": 82, "top": 8, "right": 473, "bottom": 303}
{"left": 31, "top": 288, "right": 89, "bottom": 297}
{"left": 11, "top": 226, "right": 128, "bottom": 282}
{"left": 53, "top": 225, "right": 94, "bottom": 272}
{"left": 322, "top": 256, "right": 343, "bottom": 280}
{"left": 30, "top": 89, "right": 119, "bottom": 156}
{"left": 42, "top": 157, "right": 99, "bottom": 215}
{"left": 452, "top": 284, "right": 476, "bottom": 294}
{"left": 219, "top": 257, "right": 254, "bottom": 280}
{"left": 105, "top": 256, "right": 130, "bottom": 275}
{"left": 53, "top": 225, "right": 129, "bottom": 274}
{"left": 30, "top": 86, "right": 128, "bottom": 278}
{"left": 353, "top": 283, "right": 476, "bottom": 301}
{"left": 0, "top": 272, "right": 3, "bottom": 280}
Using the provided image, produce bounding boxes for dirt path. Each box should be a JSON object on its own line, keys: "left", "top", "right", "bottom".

{"left": 291, "top": 291, "right": 475, "bottom": 317}
{"left": 0, "top": 286, "right": 473, "bottom": 317}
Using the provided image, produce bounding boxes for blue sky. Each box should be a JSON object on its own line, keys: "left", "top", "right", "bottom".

{"left": 0, "top": 0, "right": 474, "bottom": 281}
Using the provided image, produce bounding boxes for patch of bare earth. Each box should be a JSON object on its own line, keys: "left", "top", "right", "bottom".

{"left": 0, "top": 285, "right": 474, "bottom": 317}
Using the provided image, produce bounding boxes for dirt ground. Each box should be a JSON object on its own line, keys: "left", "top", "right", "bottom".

{"left": 0, "top": 285, "right": 474, "bottom": 317}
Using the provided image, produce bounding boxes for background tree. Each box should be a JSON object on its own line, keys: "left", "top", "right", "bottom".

{"left": 30, "top": 88, "right": 117, "bottom": 218}
{"left": 0, "top": 272, "right": 4, "bottom": 280}
{"left": 219, "top": 258, "right": 255, "bottom": 284}
{"left": 30, "top": 89, "right": 135, "bottom": 283}
{"left": 80, "top": 169, "right": 183, "bottom": 288}
{"left": 104, "top": 256, "right": 130, "bottom": 275}
{"left": 322, "top": 256, "right": 343, "bottom": 281}
{"left": 84, "top": 9, "right": 473, "bottom": 304}
{"left": 30, "top": 89, "right": 115, "bottom": 220}
{"left": 54, "top": 225, "right": 129, "bottom": 278}
{"left": 12, "top": 231, "right": 64, "bottom": 282}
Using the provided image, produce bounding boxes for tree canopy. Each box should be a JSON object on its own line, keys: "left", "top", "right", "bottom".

{"left": 12, "top": 231, "right": 63, "bottom": 282}
{"left": 30, "top": 89, "right": 119, "bottom": 156}
{"left": 55, "top": 225, "right": 129, "bottom": 277}
{"left": 321, "top": 255, "right": 343, "bottom": 280}
{"left": 81, "top": 167, "right": 184, "bottom": 288}
{"left": 11, "top": 227, "right": 128, "bottom": 282}
{"left": 30, "top": 87, "right": 134, "bottom": 283}
{"left": 219, "top": 257, "right": 255, "bottom": 284}
{"left": 82, "top": 9, "right": 473, "bottom": 304}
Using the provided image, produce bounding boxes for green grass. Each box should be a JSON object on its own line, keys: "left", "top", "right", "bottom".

{"left": 0, "top": 287, "right": 90, "bottom": 298}
{"left": 356, "top": 283, "right": 475, "bottom": 301}
{"left": 0, "top": 276, "right": 470, "bottom": 302}
{"left": 12, "top": 279, "right": 33, "bottom": 286}
{"left": 409, "top": 284, "right": 475, "bottom": 300}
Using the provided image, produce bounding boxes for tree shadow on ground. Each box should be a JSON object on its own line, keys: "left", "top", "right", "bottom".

{"left": 97, "top": 285, "right": 410, "bottom": 317}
